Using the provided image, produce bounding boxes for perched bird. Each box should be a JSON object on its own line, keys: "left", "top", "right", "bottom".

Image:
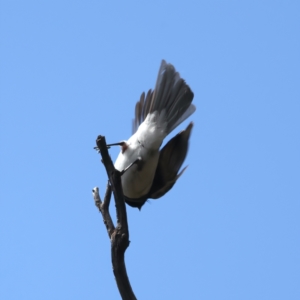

{"left": 109, "top": 60, "right": 195, "bottom": 209}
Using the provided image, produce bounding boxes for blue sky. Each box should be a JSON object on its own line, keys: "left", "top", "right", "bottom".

{"left": 1, "top": 1, "right": 299, "bottom": 299}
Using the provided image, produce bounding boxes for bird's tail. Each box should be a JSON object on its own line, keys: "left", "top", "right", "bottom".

{"left": 150, "top": 60, "right": 195, "bottom": 134}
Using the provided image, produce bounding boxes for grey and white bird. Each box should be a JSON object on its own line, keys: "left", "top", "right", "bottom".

{"left": 109, "top": 60, "right": 196, "bottom": 209}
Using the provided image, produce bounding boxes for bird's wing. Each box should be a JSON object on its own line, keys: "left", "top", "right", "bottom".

{"left": 132, "top": 89, "right": 154, "bottom": 134}
{"left": 148, "top": 122, "right": 193, "bottom": 199}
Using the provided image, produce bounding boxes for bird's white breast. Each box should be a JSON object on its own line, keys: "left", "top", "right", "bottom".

{"left": 114, "top": 113, "right": 167, "bottom": 199}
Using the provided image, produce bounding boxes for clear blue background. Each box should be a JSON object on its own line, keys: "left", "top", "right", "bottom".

{"left": 1, "top": 1, "right": 299, "bottom": 299}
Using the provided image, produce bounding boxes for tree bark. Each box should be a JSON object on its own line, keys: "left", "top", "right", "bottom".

{"left": 92, "top": 135, "right": 136, "bottom": 300}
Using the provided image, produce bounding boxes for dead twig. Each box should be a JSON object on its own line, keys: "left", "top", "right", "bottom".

{"left": 92, "top": 135, "right": 136, "bottom": 300}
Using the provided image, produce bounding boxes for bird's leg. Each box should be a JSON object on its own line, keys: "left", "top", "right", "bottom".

{"left": 94, "top": 141, "right": 126, "bottom": 152}
{"left": 107, "top": 141, "right": 128, "bottom": 153}
{"left": 106, "top": 142, "right": 126, "bottom": 149}
{"left": 120, "top": 157, "right": 142, "bottom": 176}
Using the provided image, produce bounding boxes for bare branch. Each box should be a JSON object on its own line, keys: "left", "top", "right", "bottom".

{"left": 94, "top": 135, "right": 137, "bottom": 300}
{"left": 92, "top": 184, "right": 115, "bottom": 238}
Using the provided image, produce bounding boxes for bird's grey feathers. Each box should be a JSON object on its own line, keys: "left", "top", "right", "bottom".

{"left": 149, "top": 122, "right": 193, "bottom": 199}
{"left": 132, "top": 60, "right": 195, "bottom": 134}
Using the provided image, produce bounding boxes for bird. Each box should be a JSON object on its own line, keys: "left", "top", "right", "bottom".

{"left": 108, "top": 60, "right": 196, "bottom": 209}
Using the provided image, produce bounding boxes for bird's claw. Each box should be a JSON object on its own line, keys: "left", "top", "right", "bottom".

{"left": 93, "top": 146, "right": 100, "bottom": 153}
{"left": 94, "top": 145, "right": 111, "bottom": 153}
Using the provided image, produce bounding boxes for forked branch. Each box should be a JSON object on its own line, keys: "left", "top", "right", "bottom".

{"left": 92, "top": 135, "right": 136, "bottom": 300}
